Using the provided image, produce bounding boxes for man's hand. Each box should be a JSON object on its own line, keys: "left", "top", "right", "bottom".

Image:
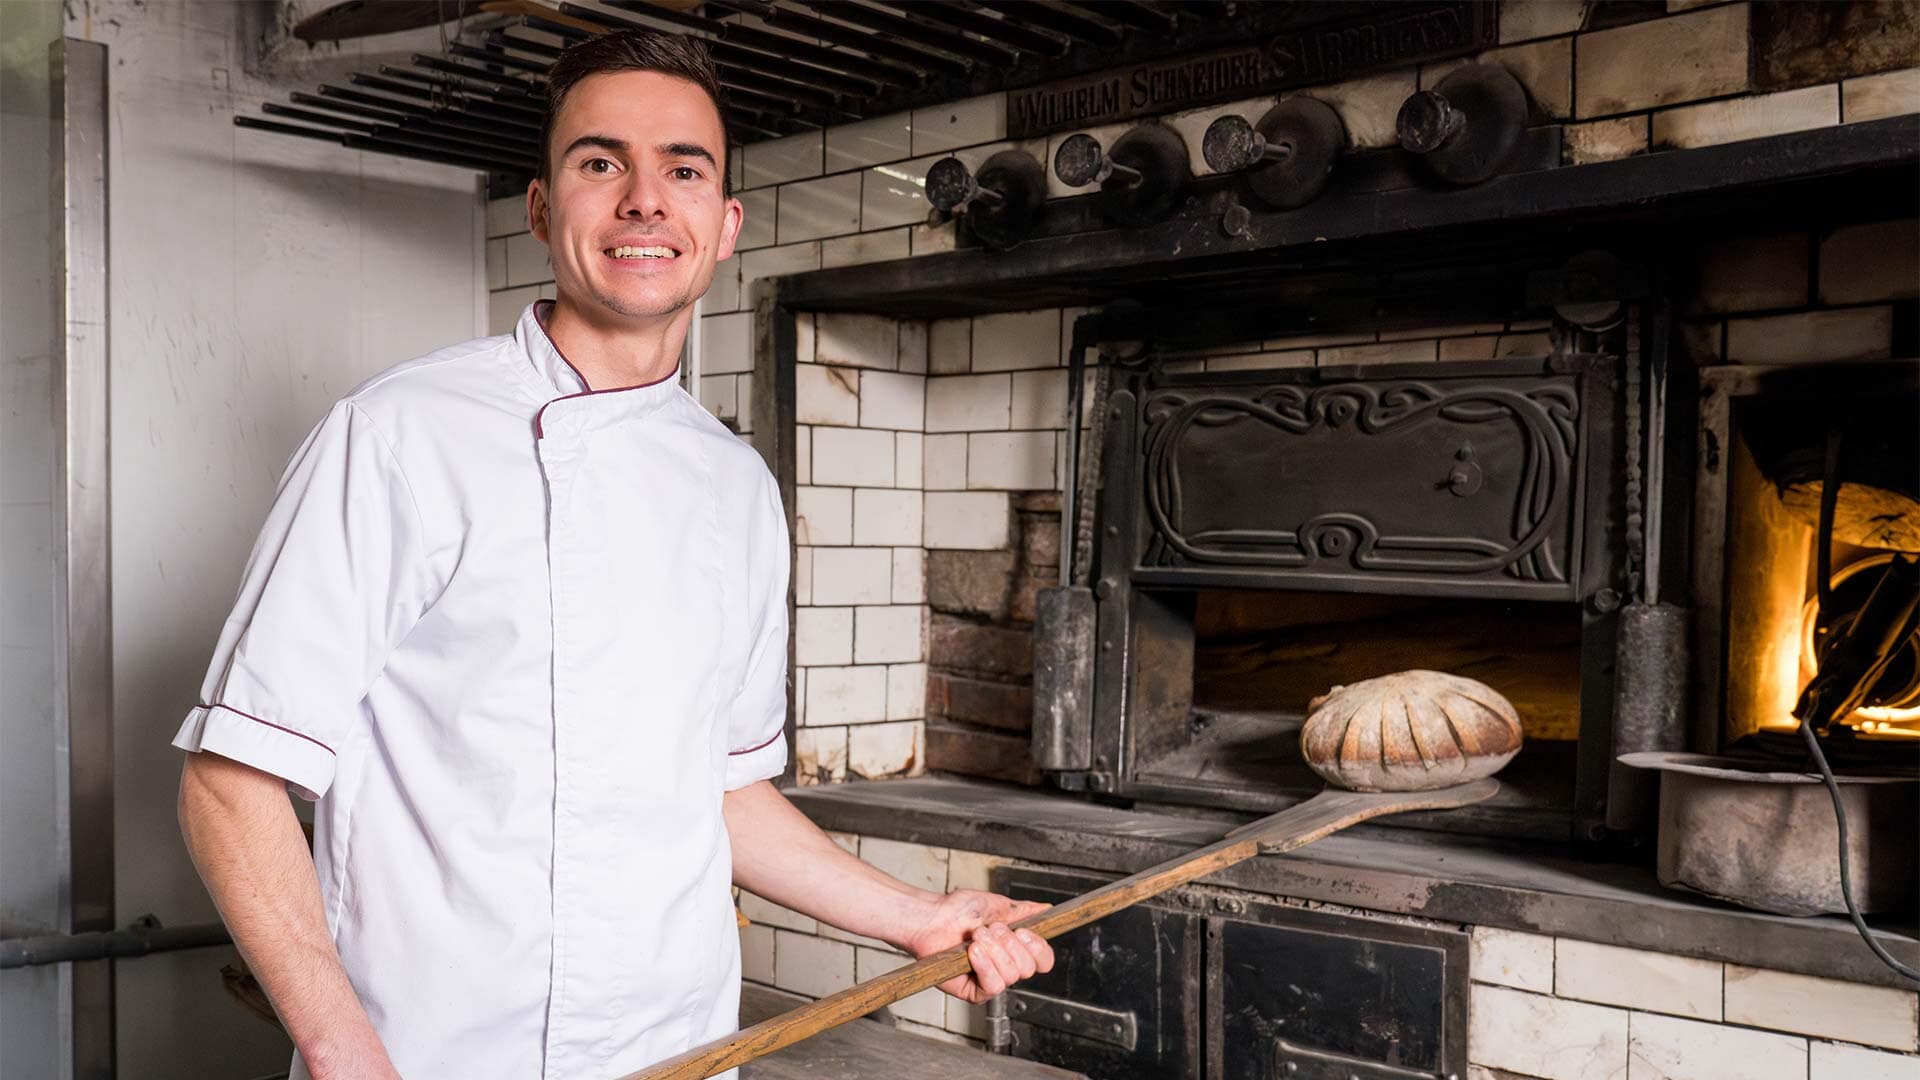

{"left": 901, "top": 890, "right": 1055, "bottom": 1003}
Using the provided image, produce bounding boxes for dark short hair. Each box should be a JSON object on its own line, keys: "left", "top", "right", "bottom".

{"left": 540, "top": 30, "right": 731, "bottom": 194}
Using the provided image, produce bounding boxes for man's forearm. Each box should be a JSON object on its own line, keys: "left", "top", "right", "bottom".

{"left": 722, "top": 780, "right": 937, "bottom": 948}
{"left": 178, "top": 753, "right": 396, "bottom": 1079}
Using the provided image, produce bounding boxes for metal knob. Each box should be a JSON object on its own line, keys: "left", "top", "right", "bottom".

{"left": 926, "top": 156, "right": 1004, "bottom": 215}
{"left": 1203, "top": 113, "right": 1294, "bottom": 173}
{"left": 1396, "top": 89, "right": 1465, "bottom": 154}
{"left": 922, "top": 150, "right": 1047, "bottom": 249}
{"left": 1053, "top": 132, "right": 1142, "bottom": 188}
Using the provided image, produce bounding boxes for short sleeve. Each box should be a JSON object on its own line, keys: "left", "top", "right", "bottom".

{"left": 172, "top": 401, "right": 432, "bottom": 800}
{"left": 723, "top": 471, "right": 791, "bottom": 790}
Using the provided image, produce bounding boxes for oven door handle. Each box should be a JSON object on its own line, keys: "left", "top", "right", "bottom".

{"left": 1274, "top": 1036, "right": 1437, "bottom": 1080}
{"left": 1005, "top": 988, "right": 1139, "bottom": 1052}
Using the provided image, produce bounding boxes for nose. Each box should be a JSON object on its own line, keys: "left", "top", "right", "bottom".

{"left": 616, "top": 166, "right": 669, "bottom": 221}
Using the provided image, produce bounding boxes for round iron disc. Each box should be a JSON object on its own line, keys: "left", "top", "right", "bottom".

{"left": 1245, "top": 96, "right": 1346, "bottom": 210}
{"left": 968, "top": 150, "right": 1047, "bottom": 249}
{"left": 1101, "top": 122, "right": 1191, "bottom": 227}
{"left": 1416, "top": 64, "right": 1527, "bottom": 185}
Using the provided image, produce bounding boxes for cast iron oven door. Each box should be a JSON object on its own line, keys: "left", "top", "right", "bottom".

{"left": 1082, "top": 353, "right": 1621, "bottom": 841}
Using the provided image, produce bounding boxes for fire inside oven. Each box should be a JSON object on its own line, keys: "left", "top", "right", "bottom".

{"left": 1721, "top": 382, "right": 1920, "bottom": 753}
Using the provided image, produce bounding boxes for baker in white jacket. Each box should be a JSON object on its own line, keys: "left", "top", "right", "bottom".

{"left": 175, "top": 30, "right": 1052, "bottom": 1080}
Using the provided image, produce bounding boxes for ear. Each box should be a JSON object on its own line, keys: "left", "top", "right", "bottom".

{"left": 715, "top": 195, "right": 744, "bottom": 264}
{"left": 526, "top": 180, "right": 551, "bottom": 245}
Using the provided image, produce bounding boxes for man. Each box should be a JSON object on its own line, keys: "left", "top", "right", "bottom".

{"left": 175, "top": 30, "right": 1052, "bottom": 1080}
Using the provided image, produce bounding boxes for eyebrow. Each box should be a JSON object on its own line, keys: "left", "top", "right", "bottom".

{"left": 659, "top": 141, "right": 718, "bottom": 169}
{"left": 560, "top": 135, "right": 717, "bottom": 171}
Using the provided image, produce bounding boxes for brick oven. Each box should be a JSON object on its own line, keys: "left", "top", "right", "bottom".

{"left": 459, "top": 2, "right": 1920, "bottom": 1078}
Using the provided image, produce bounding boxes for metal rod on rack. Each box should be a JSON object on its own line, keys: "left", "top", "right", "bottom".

{"left": 235, "top": 115, "right": 530, "bottom": 172}
{"left": 730, "top": 0, "right": 973, "bottom": 75}
{"left": 875, "top": 1, "right": 1069, "bottom": 56}
{"left": 781, "top": 0, "right": 1016, "bottom": 66}
{"left": 293, "top": 91, "right": 541, "bottom": 147}
{"left": 347, "top": 73, "right": 545, "bottom": 122}
{"left": 596, "top": 0, "right": 919, "bottom": 87}
{"left": 973, "top": 0, "right": 1123, "bottom": 45}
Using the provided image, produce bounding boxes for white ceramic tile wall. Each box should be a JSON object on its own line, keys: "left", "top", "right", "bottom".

{"left": 481, "top": 31, "right": 1920, "bottom": 802}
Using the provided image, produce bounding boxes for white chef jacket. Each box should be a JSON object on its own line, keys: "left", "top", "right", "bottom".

{"left": 173, "top": 301, "right": 789, "bottom": 1079}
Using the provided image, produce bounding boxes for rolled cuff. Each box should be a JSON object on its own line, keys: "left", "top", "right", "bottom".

{"left": 173, "top": 704, "right": 338, "bottom": 801}
{"left": 723, "top": 723, "right": 787, "bottom": 791}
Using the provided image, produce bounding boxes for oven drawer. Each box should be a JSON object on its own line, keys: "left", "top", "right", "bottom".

{"left": 997, "top": 866, "right": 1203, "bottom": 1080}
{"left": 993, "top": 866, "right": 1469, "bottom": 1080}
{"left": 1207, "top": 896, "right": 1468, "bottom": 1080}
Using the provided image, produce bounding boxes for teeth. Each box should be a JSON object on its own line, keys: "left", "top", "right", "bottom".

{"left": 611, "top": 245, "right": 676, "bottom": 259}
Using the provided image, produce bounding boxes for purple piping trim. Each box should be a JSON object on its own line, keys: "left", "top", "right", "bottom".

{"left": 201, "top": 703, "right": 337, "bottom": 757}
{"left": 530, "top": 300, "right": 680, "bottom": 438}
{"left": 728, "top": 728, "right": 784, "bottom": 756}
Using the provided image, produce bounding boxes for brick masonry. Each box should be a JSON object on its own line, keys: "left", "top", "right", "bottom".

{"left": 481, "top": 6, "right": 1919, "bottom": 1065}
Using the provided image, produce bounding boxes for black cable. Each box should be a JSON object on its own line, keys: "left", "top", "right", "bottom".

{"left": 1799, "top": 425, "right": 1919, "bottom": 983}
{"left": 1796, "top": 719, "right": 1920, "bottom": 983}
{"left": 1816, "top": 426, "right": 1841, "bottom": 614}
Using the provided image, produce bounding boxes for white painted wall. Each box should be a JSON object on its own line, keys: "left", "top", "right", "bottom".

{"left": 42, "top": 2, "right": 487, "bottom": 1075}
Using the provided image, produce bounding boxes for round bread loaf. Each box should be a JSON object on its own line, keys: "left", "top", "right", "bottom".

{"left": 1300, "top": 670, "right": 1523, "bottom": 792}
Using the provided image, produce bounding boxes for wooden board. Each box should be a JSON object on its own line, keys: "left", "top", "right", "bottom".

{"left": 739, "top": 986, "right": 1084, "bottom": 1080}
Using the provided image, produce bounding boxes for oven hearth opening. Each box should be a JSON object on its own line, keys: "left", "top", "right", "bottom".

{"left": 1132, "top": 589, "right": 1583, "bottom": 817}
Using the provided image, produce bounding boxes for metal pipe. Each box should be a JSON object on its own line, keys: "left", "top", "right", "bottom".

{"left": 1092, "top": 1, "right": 1181, "bottom": 32}
{"left": 973, "top": 0, "right": 1123, "bottom": 45}
{"left": 281, "top": 106, "right": 540, "bottom": 163}
{"left": 407, "top": 54, "right": 544, "bottom": 97}
{"left": 293, "top": 92, "right": 540, "bottom": 148}
{"left": 491, "top": 28, "right": 561, "bottom": 58}
{"left": 374, "top": 65, "right": 543, "bottom": 110}
{"left": 876, "top": 1, "right": 1069, "bottom": 56}
{"left": 263, "top": 101, "right": 378, "bottom": 134}
{"left": 309, "top": 86, "right": 541, "bottom": 138}
{"left": 1063, "top": 327, "right": 1088, "bottom": 585}
{"left": 564, "top": 7, "right": 889, "bottom": 97}
{"left": 1, "top": 918, "right": 233, "bottom": 970}
{"left": 713, "top": 0, "right": 971, "bottom": 76}
{"left": 596, "top": 1, "right": 914, "bottom": 88}
{"left": 52, "top": 36, "right": 115, "bottom": 1076}
{"left": 236, "top": 115, "right": 530, "bottom": 173}
{"left": 449, "top": 41, "right": 552, "bottom": 76}
{"left": 347, "top": 73, "right": 544, "bottom": 122}
{"left": 342, "top": 83, "right": 541, "bottom": 132}
{"left": 342, "top": 131, "right": 535, "bottom": 173}
{"left": 780, "top": 0, "right": 1016, "bottom": 66}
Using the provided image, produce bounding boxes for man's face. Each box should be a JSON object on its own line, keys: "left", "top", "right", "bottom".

{"left": 529, "top": 70, "right": 742, "bottom": 323}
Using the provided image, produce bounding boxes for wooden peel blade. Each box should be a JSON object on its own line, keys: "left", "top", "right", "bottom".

{"left": 618, "top": 779, "right": 1500, "bottom": 1080}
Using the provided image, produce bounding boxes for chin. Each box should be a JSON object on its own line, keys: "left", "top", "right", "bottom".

{"left": 596, "top": 284, "right": 695, "bottom": 320}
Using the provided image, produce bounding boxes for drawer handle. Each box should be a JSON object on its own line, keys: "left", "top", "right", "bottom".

{"left": 1005, "top": 989, "right": 1138, "bottom": 1052}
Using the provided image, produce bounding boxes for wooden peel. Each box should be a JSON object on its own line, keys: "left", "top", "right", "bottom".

{"left": 620, "top": 778, "right": 1500, "bottom": 1080}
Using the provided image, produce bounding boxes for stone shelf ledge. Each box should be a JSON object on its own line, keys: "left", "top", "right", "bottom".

{"left": 784, "top": 775, "right": 1920, "bottom": 991}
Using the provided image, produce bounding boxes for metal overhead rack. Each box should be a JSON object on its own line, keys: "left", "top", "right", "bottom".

{"left": 234, "top": 1, "right": 1369, "bottom": 179}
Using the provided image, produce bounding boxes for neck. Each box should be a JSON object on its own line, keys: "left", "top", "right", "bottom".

{"left": 543, "top": 294, "right": 690, "bottom": 391}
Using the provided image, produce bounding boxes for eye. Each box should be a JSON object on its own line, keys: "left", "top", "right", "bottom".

{"left": 583, "top": 157, "right": 617, "bottom": 175}
{"left": 671, "top": 165, "right": 702, "bottom": 181}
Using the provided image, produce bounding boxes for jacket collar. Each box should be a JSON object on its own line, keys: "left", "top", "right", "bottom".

{"left": 515, "top": 300, "right": 684, "bottom": 438}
